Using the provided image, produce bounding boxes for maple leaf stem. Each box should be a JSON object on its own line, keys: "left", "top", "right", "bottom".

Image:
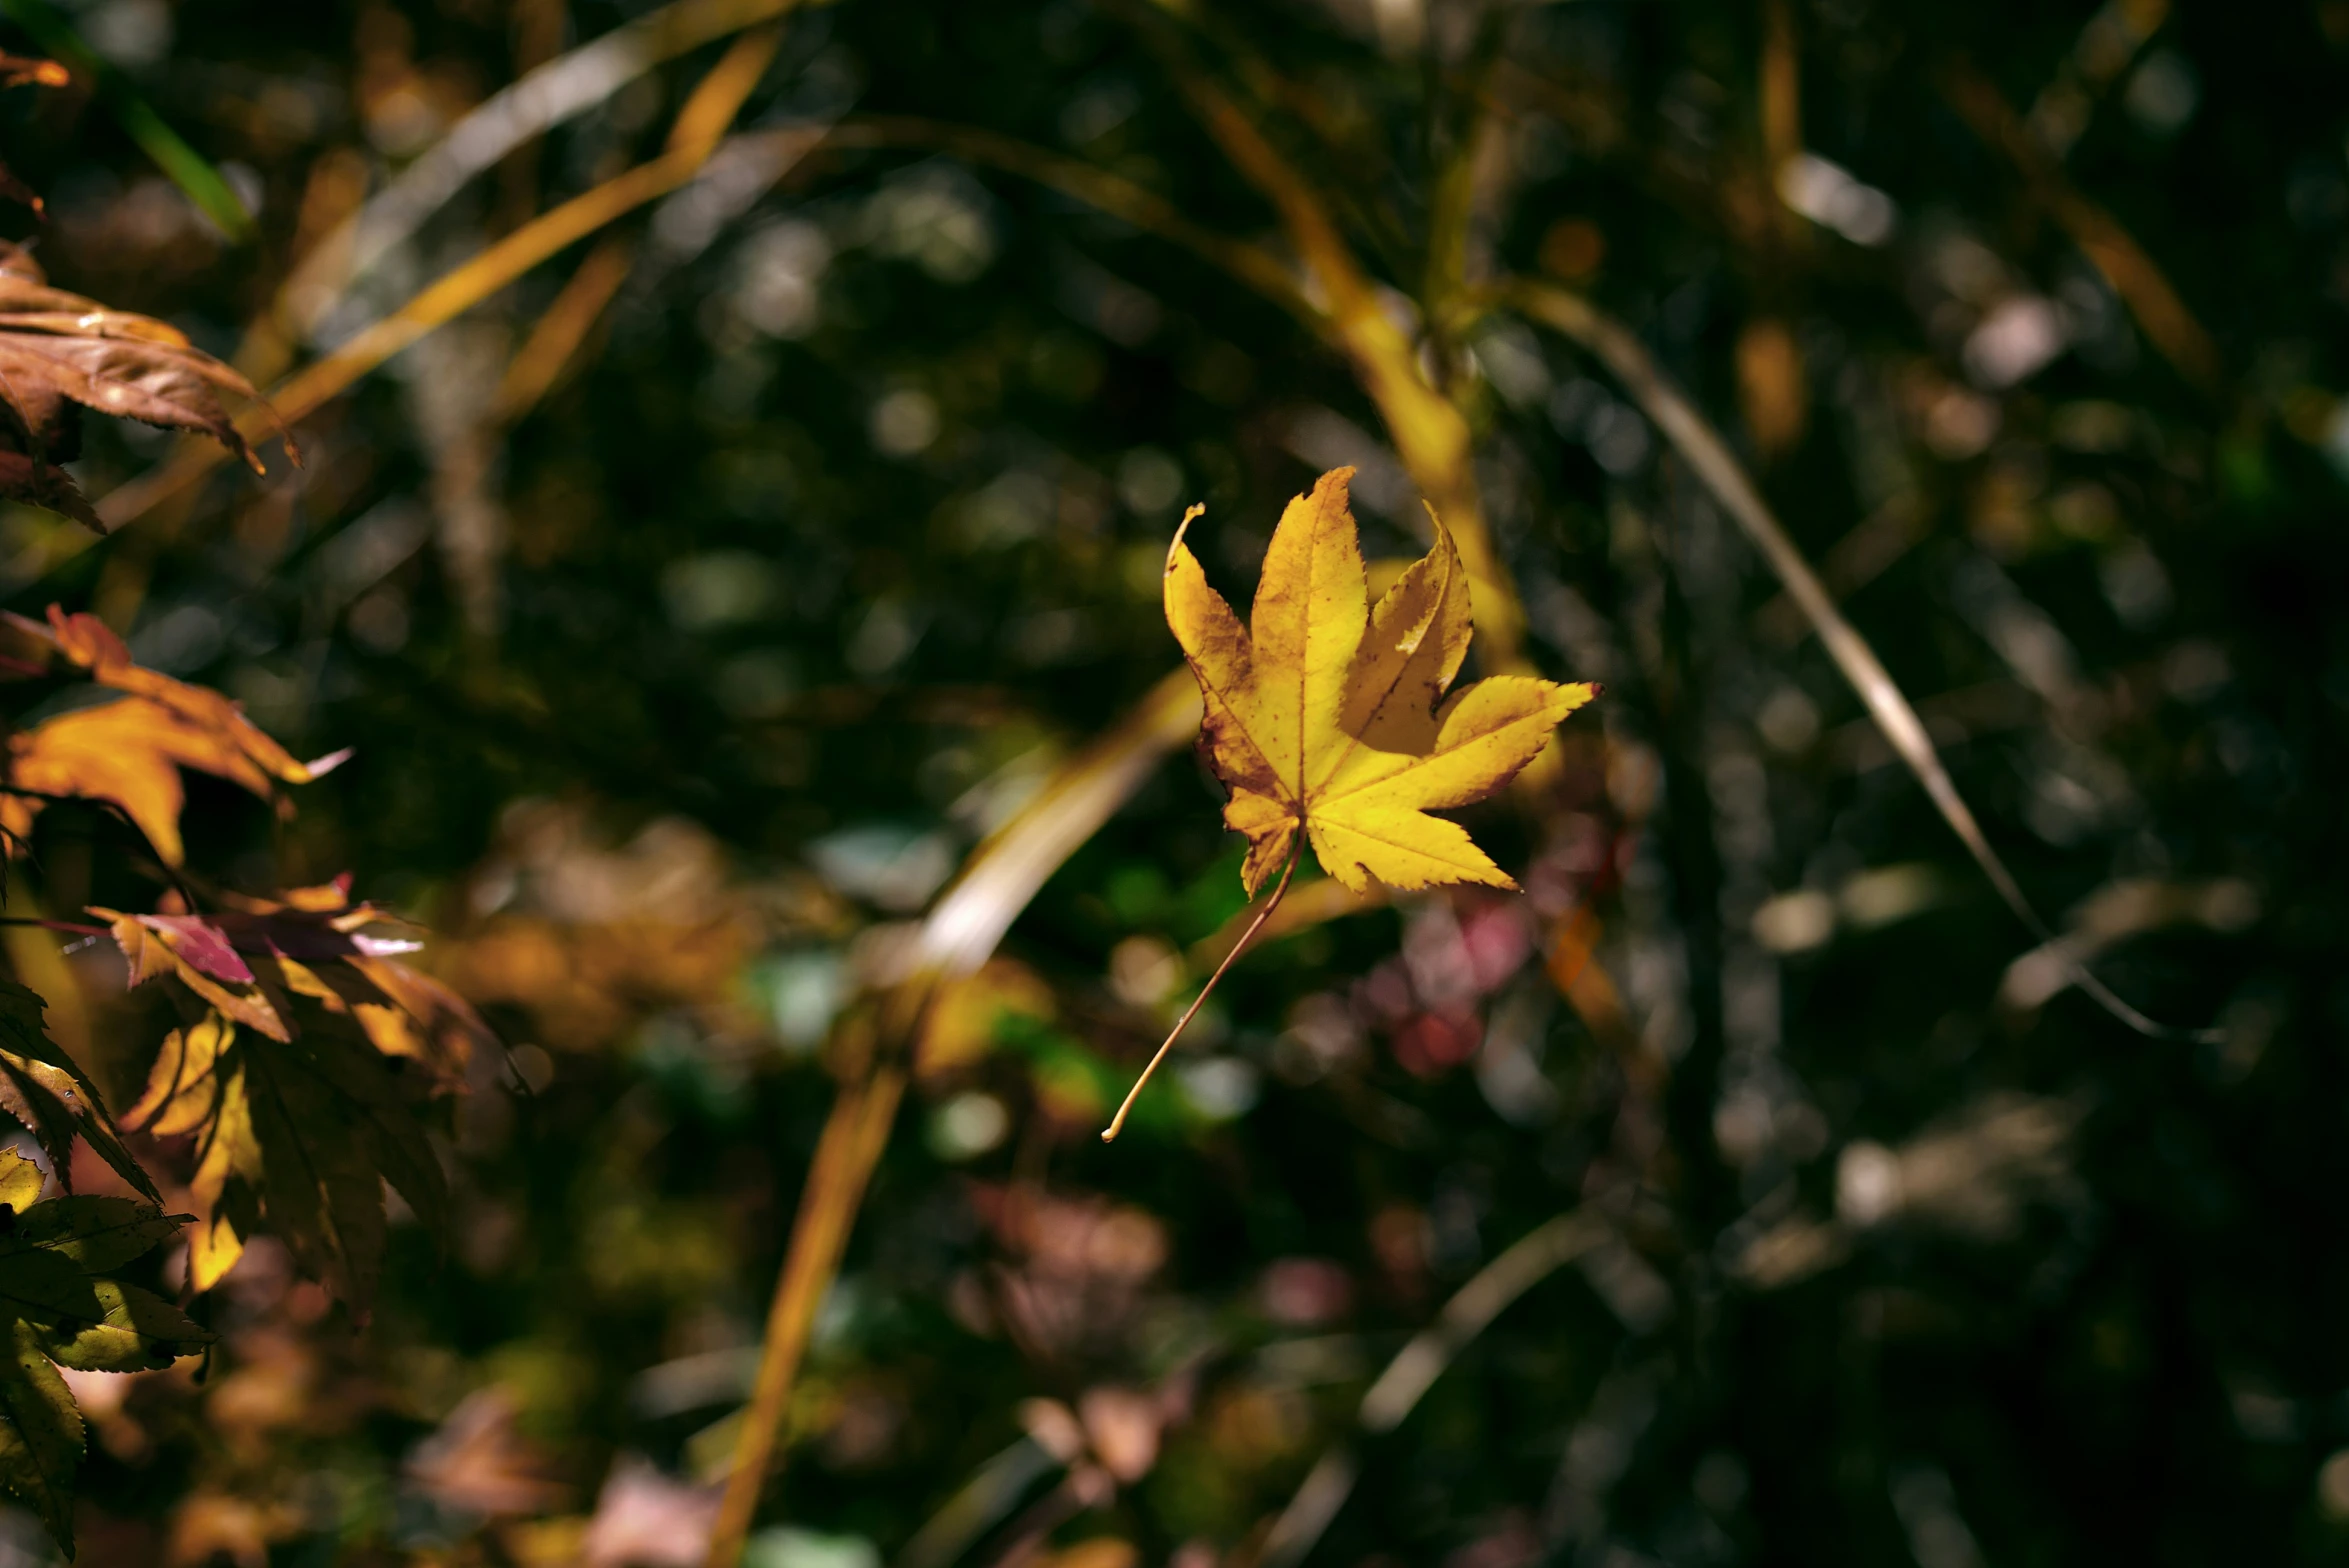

{"left": 1102, "top": 846, "right": 1299, "bottom": 1144}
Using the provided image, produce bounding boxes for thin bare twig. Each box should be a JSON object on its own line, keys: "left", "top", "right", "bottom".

{"left": 1188, "top": 873, "right": 1382, "bottom": 970}
{"left": 1752, "top": 493, "right": 1930, "bottom": 647}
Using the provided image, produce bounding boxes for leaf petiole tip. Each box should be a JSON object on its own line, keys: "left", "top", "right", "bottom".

{"left": 1100, "top": 847, "right": 1297, "bottom": 1146}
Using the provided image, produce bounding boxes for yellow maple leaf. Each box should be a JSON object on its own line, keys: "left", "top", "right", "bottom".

{"left": 1164, "top": 466, "right": 1597, "bottom": 896}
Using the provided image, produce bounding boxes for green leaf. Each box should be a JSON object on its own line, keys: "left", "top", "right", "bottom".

{"left": 44, "top": 1279, "right": 208, "bottom": 1372}
{"left": 0, "top": 1319, "right": 80, "bottom": 1553}
{"left": 0, "top": 1245, "right": 98, "bottom": 1325}
{"left": 0, "top": 980, "right": 74, "bottom": 1074}
{"left": 0, "top": 1195, "right": 198, "bottom": 1547}
{"left": 0, "top": 981, "right": 159, "bottom": 1202}
{"left": 9, "top": 1196, "right": 184, "bottom": 1272}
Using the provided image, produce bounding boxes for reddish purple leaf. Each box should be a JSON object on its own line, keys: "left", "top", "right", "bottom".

{"left": 127, "top": 915, "right": 254, "bottom": 986}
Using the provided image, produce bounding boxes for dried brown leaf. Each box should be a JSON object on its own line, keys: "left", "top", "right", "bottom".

{"left": 0, "top": 242, "right": 294, "bottom": 483}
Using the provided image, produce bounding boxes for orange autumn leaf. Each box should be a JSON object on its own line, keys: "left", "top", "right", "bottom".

{"left": 0, "top": 608, "right": 343, "bottom": 864}
{"left": 1163, "top": 467, "right": 1598, "bottom": 896}
{"left": 9, "top": 700, "right": 275, "bottom": 867}
{"left": 42, "top": 605, "right": 324, "bottom": 771}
